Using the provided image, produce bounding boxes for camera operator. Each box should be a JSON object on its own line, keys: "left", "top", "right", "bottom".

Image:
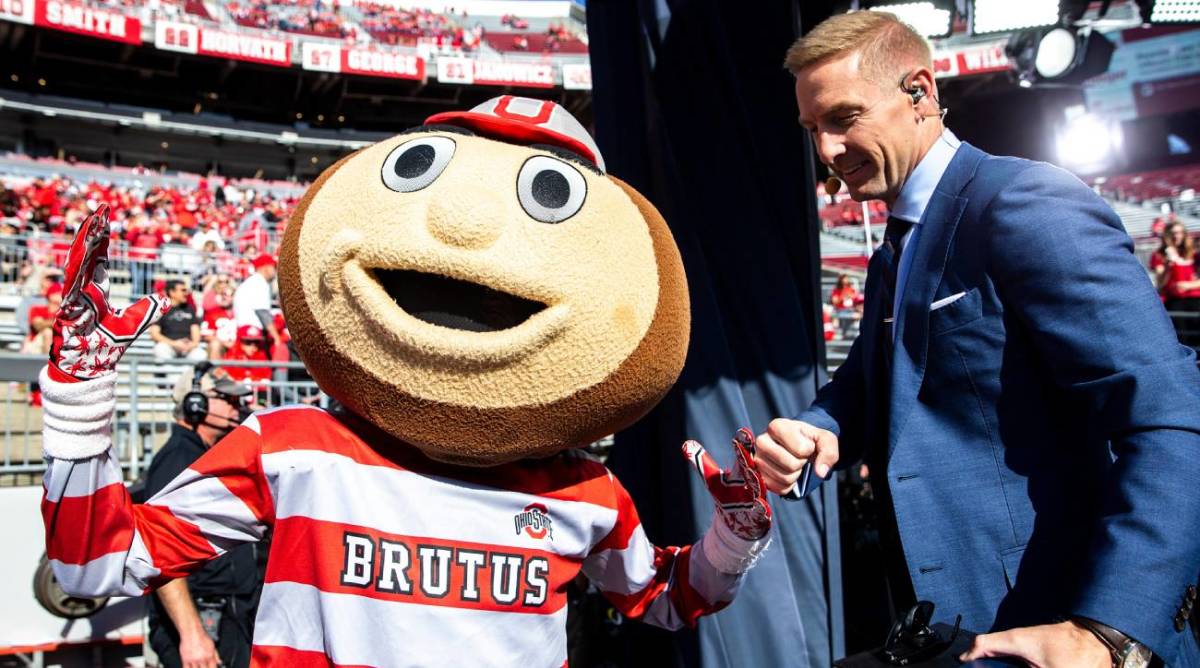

{"left": 144, "top": 363, "right": 260, "bottom": 668}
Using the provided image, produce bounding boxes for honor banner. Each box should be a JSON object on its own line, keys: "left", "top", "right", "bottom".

{"left": 301, "top": 43, "right": 426, "bottom": 80}
{"left": 197, "top": 27, "right": 291, "bottom": 67}
{"left": 35, "top": 0, "right": 141, "bottom": 44}
{"left": 437, "top": 57, "right": 555, "bottom": 88}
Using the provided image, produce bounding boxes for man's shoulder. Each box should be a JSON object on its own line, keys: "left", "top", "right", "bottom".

{"left": 965, "top": 146, "right": 1091, "bottom": 199}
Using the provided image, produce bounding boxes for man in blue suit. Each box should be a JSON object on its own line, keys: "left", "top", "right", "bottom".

{"left": 756, "top": 11, "right": 1200, "bottom": 667}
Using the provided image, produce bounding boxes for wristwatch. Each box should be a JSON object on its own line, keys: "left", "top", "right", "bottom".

{"left": 1071, "top": 616, "right": 1153, "bottom": 668}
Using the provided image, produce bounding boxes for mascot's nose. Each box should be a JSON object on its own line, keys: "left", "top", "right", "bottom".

{"left": 425, "top": 196, "right": 504, "bottom": 250}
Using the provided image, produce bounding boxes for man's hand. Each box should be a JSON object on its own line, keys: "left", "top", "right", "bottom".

{"left": 959, "top": 620, "right": 1111, "bottom": 667}
{"left": 682, "top": 428, "right": 772, "bottom": 541}
{"left": 754, "top": 419, "right": 840, "bottom": 495}
{"left": 48, "top": 204, "right": 171, "bottom": 382}
{"left": 178, "top": 628, "right": 221, "bottom": 668}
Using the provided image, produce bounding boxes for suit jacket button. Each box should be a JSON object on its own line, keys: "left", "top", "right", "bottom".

{"left": 1188, "top": 585, "right": 1197, "bottom": 601}
{"left": 1176, "top": 611, "right": 1188, "bottom": 633}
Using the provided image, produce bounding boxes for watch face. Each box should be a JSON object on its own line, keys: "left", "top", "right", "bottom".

{"left": 1121, "top": 643, "right": 1152, "bottom": 668}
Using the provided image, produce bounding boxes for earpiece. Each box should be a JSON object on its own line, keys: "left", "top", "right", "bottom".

{"left": 908, "top": 86, "right": 926, "bottom": 105}
{"left": 182, "top": 361, "right": 214, "bottom": 426}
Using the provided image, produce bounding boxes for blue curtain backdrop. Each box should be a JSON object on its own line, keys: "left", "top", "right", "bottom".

{"left": 587, "top": 0, "right": 844, "bottom": 665}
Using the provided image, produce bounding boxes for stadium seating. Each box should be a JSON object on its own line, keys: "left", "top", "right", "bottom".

{"left": 227, "top": 0, "right": 357, "bottom": 39}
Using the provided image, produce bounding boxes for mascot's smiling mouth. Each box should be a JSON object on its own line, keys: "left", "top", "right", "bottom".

{"left": 373, "top": 269, "right": 546, "bottom": 333}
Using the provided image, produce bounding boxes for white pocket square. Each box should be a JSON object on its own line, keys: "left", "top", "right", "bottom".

{"left": 930, "top": 292, "right": 966, "bottom": 311}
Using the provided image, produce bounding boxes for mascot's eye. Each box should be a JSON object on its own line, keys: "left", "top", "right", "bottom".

{"left": 516, "top": 155, "right": 587, "bottom": 224}
{"left": 381, "top": 136, "right": 456, "bottom": 193}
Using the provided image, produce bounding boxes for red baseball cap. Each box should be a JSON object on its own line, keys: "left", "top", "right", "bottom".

{"left": 425, "top": 96, "right": 606, "bottom": 172}
{"left": 251, "top": 254, "right": 277, "bottom": 269}
{"left": 238, "top": 325, "right": 265, "bottom": 341}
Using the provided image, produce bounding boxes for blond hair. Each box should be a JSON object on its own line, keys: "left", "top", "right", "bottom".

{"left": 784, "top": 11, "right": 932, "bottom": 86}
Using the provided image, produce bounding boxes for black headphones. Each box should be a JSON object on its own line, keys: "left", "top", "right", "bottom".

{"left": 181, "top": 361, "right": 215, "bottom": 426}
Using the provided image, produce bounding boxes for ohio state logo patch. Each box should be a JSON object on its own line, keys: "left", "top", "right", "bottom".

{"left": 514, "top": 503, "right": 554, "bottom": 541}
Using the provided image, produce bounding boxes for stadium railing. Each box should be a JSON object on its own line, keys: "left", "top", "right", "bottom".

{"left": 0, "top": 237, "right": 269, "bottom": 313}
{"left": 0, "top": 356, "right": 324, "bottom": 478}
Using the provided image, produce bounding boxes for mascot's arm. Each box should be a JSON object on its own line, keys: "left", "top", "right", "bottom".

{"left": 41, "top": 417, "right": 273, "bottom": 598}
{"left": 39, "top": 205, "right": 273, "bottom": 597}
{"left": 581, "top": 429, "right": 772, "bottom": 630}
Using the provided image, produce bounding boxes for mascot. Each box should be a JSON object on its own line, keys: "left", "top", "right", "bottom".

{"left": 38, "top": 96, "right": 772, "bottom": 666}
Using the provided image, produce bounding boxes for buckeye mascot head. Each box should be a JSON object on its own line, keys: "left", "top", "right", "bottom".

{"left": 278, "top": 96, "right": 690, "bottom": 466}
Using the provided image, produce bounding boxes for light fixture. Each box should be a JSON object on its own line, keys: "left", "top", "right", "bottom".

{"left": 1143, "top": 0, "right": 1200, "bottom": 22}
{"left": 972, "top": 0, "right": 1060, "bottom": 34}
{"left": 1007, "top": 26, "right": 1114, "bottom": 85}
{"left": 868, "top": 1, "right": 954, "bottom": 38}
{"left": 1034, "top": 28, "right": 1077, "bottom": 78}
{"left": 1056, "top": 108, "right": 1123, "bottom": 173}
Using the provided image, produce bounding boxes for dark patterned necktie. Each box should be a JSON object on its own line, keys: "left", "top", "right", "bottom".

{"left": 879, "top": 216, "right": 914, "bottom": 339}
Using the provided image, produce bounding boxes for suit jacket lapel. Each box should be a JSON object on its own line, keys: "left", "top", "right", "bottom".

{"left": 887, "top": 144, "right": 985, "bottom": 455}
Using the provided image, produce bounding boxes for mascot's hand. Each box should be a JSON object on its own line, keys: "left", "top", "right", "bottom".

{"left": 48, "top": 204, "right": 171, "bottom": 382}
{"left": 682, "top": 428, "right": 772, "bottom": 541}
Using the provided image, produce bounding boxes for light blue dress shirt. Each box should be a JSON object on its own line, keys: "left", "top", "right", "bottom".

{"left": 888, "top": 129, "right": 962, "bottom": 341}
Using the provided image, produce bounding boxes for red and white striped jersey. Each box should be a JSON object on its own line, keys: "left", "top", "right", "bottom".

{"left": 43, "top": 405, "right": 744, "bottom": 667}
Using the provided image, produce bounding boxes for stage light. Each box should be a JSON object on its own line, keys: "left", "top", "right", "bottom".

{"left": 868, "top": 2, "right": 954, "bottom": 38}
{"left": 1007, "top": 26, "right": 1114, "bottom": 85}
{"left": 972, "top": 0, "right": 1060, "bottom": 34}
{"left": 1056, "top": 109, "right": 1123, "bottom": 173}
{"left": 1034, "top": 28, "right": 1077, "bottom": 78}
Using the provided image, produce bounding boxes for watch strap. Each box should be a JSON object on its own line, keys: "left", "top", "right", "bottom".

{"left": 1071, "top": 616, "right": 1129, "bottom": 667}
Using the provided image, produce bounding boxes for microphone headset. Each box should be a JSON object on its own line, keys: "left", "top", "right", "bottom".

{"left": 181, "top": 361, "right": 215, "bottom": 427}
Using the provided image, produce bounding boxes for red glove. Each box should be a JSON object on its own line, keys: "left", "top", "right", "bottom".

{"left": 682, "top": 427, "right": 772, "bottom": 541}
{"left": 48, "top": 204, "right": 171, "bottom": 382}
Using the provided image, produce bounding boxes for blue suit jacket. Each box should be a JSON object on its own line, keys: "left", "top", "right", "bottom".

{"left": 799, "top": 143, "right": 1200, "bottom": 664}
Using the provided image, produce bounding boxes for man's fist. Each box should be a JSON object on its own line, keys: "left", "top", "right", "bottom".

{"left": 682, "top": 428, "right": 772, "bottom": 541}
{"left": 48, "top": 204, "right": 170, "bottom": 382}
{"left": 755, "top": 418, "right": 840, "bottom": 496}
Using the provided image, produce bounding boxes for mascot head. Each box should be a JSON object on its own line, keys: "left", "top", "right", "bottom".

{"left": 279, "top": 96, "right": 689, "bottom": 466}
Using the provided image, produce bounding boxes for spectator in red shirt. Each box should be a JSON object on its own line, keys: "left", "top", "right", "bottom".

{"left": 829, "top": 273, "right": 863, "bottom": 339}
{"left": 24, "top": 282, "right": 63, "bottom": 355}
{"left": 1151, "top": 221, "right": 1200, "bottom": 343}
{"left": 200, "top": 276, "right": 238, "bottom": 359}
{"left": 222, "top": 325, "right": 271, "bottom": 384}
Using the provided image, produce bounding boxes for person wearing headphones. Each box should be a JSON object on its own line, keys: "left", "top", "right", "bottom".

{"left": 757, "top": 10, "right": 1200, "bottom": 668}
{"left": 144, "top": 363, "right": 258, "bottom": 668}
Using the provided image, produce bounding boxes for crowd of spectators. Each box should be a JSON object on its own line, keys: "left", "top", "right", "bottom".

{"left": 2, "top": 171, "right": 299, "bottom": 400}
{"left": 1151, "top": 219, "right": 1200, "bottom": 344}
{"left": 818, "top": 197, "right": 888, "bottom": 230}
{"left": 0, "top": 174, "right": 294, "bottom": 288}
{"left": 356, "top": 2, "right": 475, "bottom": 49}
{"left": 227, "top": 0, "right": 358, "bottom": 39}
{"left": 73, "top": 0, "right": 215, "bottom": 22}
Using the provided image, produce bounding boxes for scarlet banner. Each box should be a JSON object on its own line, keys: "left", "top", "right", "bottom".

{"left": 933, "top": 40, "right": 1010, "bottom": 79}
{"left": 437, "top": 58, "right": 554, "bottom": 89}
{"left": 198, "top": 28, "right": 291, "bottom": 67}
{"left": 35, "top": 0, "right": 141, "bottom": 45}
{"left": 341, "top": 48, "right": 425, "bottom": 80}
